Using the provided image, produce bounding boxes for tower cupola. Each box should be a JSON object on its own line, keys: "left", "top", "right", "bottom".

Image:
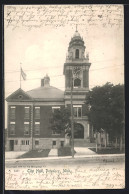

{"left": 41, "top": 74, "right": 50, "bottom": 87}
{"left": 66, "top": 28, "right": 88, "bottom": 62}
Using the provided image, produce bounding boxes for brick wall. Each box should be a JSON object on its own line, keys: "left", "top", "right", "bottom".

{"left": 8, "top": 105, "right": 31, "bottom": 138}
{"left": 33, "top": 105, "right": 65, "bottom": 138}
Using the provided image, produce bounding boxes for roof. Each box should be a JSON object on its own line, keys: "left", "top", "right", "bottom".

{"left": 73, "top": 30, "right": 81, "bottom": 37}
{"left": 26, "top": 86, "right": 64, "bottom": 101}
{"left": 69, "top": 30, "right": 84, "bottom": 48}
{"left": 6, "top": 88, "right": 33, "bottom": 102}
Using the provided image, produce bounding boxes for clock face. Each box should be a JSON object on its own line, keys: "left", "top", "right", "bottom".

{"left": 73, "top": 67, "right": 81, "bottom": 78}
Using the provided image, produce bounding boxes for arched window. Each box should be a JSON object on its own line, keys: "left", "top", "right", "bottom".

{"left": 75, "top": 49, "right": 79, "bottom": 59}
{"left": 74, "top": 78, "right": 81, "bottom": 88}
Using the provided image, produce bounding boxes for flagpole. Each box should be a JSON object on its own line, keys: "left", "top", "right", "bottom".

{"left": 20, "top": 64, "right": 21, "bottom": 88}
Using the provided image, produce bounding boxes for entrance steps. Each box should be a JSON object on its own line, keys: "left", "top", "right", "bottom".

{"left": 74, "top": 139, "right": 96, "bottom": 147}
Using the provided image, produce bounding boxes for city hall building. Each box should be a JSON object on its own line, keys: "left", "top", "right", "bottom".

{"left": 6, "top": 30, "right": 94, "bottom": 151}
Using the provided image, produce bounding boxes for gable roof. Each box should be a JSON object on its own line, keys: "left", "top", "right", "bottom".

{"left": 6, "top": 88, "right": 33, "bottom": 102}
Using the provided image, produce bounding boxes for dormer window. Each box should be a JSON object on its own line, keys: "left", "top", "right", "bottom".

{"left": 75, "top": 49, "right": 79, "bottom": 59}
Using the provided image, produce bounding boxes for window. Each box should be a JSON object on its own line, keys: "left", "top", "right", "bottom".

{"left": 24, "top": 122, "right": 29, "bottom": 135}
{"left": 35, "top": 140, "right": 39, "bottom": 145}
{"left": 34, "top": 122, "right": 40, "bottom": 135}
{"left": 21, "top": 140, "right": 29, "bottom": 145}
{"left": 26, "top": 140, "right": 29, "bottom": 145}
{"left": 73, "top": 105, "right": 82, "bottom": 117}
{"left": 74, "top": 78, "right": 81, "bottom": 88}
{"left": 24, "top": 107, "right": 30, "bottom": 119}
{"left": 53, "top": 141, "right": 56, "bottom": 146}
{"left": 10, "top": 122, "right": 15, "bottom": 135}
{"left": 21, "top": 140, "right": 25, "bottom": 145}
{"left": 35, "top": 107, "right": 40, "bottom": 119}
{"left": 75, "top": 49, "right": 79, "bottom": 59}
{"left": 15, "top": 140, "right": 18, "bottom": 145}
{"left": 18, "top": 95, "right": 23, "bottom": 99}
{"left": 10, "top": 106, "right": 16, "bottom": 119}
{"left": 52, "top": 106, "right": 60, "bottom": 113}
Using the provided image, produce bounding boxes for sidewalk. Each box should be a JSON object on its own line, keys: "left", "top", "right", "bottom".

{"left": 5, "top": 147, "right": 96, "bottom": 159}
{"left": 48, "top": 149, "right": 58, "bottom": 157}
{"left": 75, "top": 147, "right": 97, "bottom": 156}
{"left": 5, "top": 147, "right": 125, "bottom": 162}
{"left": 5, "top": 153, "right": 125, "bottom": 162}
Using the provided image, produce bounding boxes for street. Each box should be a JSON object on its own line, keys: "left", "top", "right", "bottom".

{"left": 5, "top": 158, "right": 125, "bottom": 190}
{"left": 5, "top": 154, "right": 125, "bottom": 168}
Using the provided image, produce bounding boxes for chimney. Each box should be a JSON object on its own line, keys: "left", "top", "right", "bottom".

{"left": 41, "top": 79, "right": 44, "bottom": 87}
{"left": 44, "top": 74, "right": 50, "bottom": 87}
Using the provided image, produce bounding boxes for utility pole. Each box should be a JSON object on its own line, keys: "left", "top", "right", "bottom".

{"left": 31, "top": 104, "right": 34, "bottom": 150}
{"left": 71, "top": 77, "right": 74, "bottom": 158}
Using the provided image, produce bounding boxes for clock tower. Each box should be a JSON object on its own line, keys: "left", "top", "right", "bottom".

{"left": 63, "top": 29, "right": 92, "bottom": 142}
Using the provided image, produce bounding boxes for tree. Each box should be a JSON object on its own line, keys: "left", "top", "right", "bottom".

{"left": 50, "top": 107, "right": 71, "bottom": 136}
{"left": 86, "top": 82, "right": 124, "bottom": 150}
{"left": 109, "top": 84, "right": 124, "bottom": 150}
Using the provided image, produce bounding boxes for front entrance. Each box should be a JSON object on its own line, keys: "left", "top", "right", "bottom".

{"left": 10, "top": 140, "right": 14, "bottom": 151}
{"left": 52, "top": 140, "right": 56, "bottom": 148}
{"left": 74, "top": 123, "right": 84, "bottom": 139}
{"left": 60, "top": 141, "right": 64, "bottom": 147}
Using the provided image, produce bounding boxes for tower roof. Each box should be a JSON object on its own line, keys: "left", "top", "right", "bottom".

{"left": 68, "top": 29, "right": 85, "bottom": 49}
{"left": 73, "top": 30, "right": 81, "bottom": 38}
{"left": 72, "top": 30, "right": 82, "bottom": 40}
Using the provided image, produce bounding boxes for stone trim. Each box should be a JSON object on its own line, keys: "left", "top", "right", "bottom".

{"left": 8, "top": 102, "right": 33, "bottom": 105}
{"left": 8, "top": 137, "right": 32, "bottom": 140}
{"left": 64, "top": 96, "right": 86, "bottom": 100}
{"left": 33, "top": 138, "right": 65, "bottom": 140}
{"left": 34, "top": 98, "right": 64, "bottom": 102}
{"left": 65, "top": 88, "right": 89, "bottom": 92}
{"left": 33, "top": 102, "right": 65, "bottom": 105}
{"left": 8, "top": 102, "right": 65, "bottom": 106}
{"left": 74, "top": 117, "right": 88, "bottom": 121}
{"left": 65, "top": 100, "right": 85, "bottom": 105}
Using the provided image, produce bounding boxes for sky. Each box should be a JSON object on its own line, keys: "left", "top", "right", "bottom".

{"left": 4, "top": 5, "right": 124, "bottom": 127}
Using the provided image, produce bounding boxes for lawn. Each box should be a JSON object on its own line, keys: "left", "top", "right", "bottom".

{"left": 89, "top": 147, "right": 125, "bottom": 154}
{"left": 58, "top": 147, "right": 76, "bottom": 157}
{"left": 17, "top": 149, "right": 50, "bottom": 159}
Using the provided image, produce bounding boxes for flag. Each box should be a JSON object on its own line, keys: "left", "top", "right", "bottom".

{"left": 21, "top": 68, "right": 27, "bottom": 80}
